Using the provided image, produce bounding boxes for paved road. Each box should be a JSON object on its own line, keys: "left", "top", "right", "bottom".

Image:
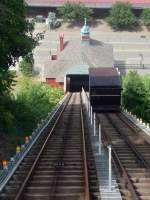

{"left": 34, "top": 29, "right": 150, "bottom": 76}
{"left": 92, "top": 32, "right": 150, "bottom": 65}
{"left": 42, "top": 31, "right": 150, "bottom": 63}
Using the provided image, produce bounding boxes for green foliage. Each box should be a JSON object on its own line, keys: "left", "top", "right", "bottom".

{"left": 0, "top": 0, "right": 39, "bottom": 95}
{"left": 0, "top": 0, "right": 36, "bottom": 71}
{"left": 19, "top": 53, "right": 34, "bottom": 76}
{"left": 107, "top": 2, "right": 137, "bottom": 29}
{"left": 58, "top": 2, "right": 93, "bottom": 21}
{"left": 0, "top": 78, "right": 64, "bottom": 137}
{"left": 141, "top": 8, "right": 150, "bottom": 26}
{"left": 122, "top": 71, "right": 150, "bottom": 123}
{"left": 122, "top": 71, "right": 146, "bottom": 116}
{"left": 141, "top": 76, "right": 150, "bottom": 121}
{"left": 0, "top": 70, "right": 16, "bottom": 94}
{"left": 0, "top": 95, "right": 16, "bottom": 134}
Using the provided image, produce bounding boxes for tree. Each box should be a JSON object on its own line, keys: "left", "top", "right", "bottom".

{"left": 107, "top": 2, "right": 137, "bottom": 29}
{"left": 0, "top": 77, "right": 64, "bottom": 134}
{"left": 141, "top": 8, "right": 150, "bottom": 26}
{"left": 58, "top": 2, "right": 93, "bottom": 22}
{"left": 142, "top": 76, "right": 150, "bottom": 122}
{"left": 122, "top": 71, "right": 146, "bottom": 117}
{"left": 19, "top": 53, "right": 34, "bottom": 76}
{"left": 0, "top": 0, "right": 37, "bottom": 94}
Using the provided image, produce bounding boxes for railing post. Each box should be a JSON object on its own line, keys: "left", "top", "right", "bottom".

{"left": 90, "top": 106, "right": 93, "bottom": 125}
{"left": 108, "top": 145, "right": 112, "bottom": 191}
{"left": 88, "top": 102, "right": 91, "bottom": 118}
{"left": 86, "top": 95, "right": 88, "bottom": 112}
{"left": 99, "top": 123, "right": 101, "bottom": 154}
{"left": 94, "top": 113, "right": 96, "bottom": 136}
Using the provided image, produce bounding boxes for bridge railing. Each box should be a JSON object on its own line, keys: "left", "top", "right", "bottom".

{"left": 114, "top": 64, "right": 150, "bottom": 69}
{"left": 81, "top": 88, "right": 90, "bottom": 115}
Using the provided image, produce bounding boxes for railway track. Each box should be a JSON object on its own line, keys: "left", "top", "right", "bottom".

{"left": 98, "top": 112, "right": 150, "bottom": 200}
{"left": 0, "top": 93, "right": 100, "bottom": 200}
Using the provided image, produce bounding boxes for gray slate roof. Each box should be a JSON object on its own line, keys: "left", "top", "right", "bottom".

{"left": 44, "top": 39, "right": 114, "bottom": 82}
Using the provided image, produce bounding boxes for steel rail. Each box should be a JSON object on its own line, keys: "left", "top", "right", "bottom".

{"left": 117, "top": 112, "right": 150, "bottom": 175}
{"left": 97, "top": 115, "right": 140, "bottom": 200}
{"left": 119, "top": 112, "right": 148, "bottom": 137}
{"left": 107, "top": 113, "right": 150, "bottom": 175}
{"left": 0, "top": 93, "right": 70, "bottom": 193}
{"left": 102, "top": 129, "right": 139, "bottom": 200}
{"left": 14, "top": 93, "right": 72, "bottom": 200}
{"left": 80, "top": 93, "right": 90, "bottom": 200}
{"left": 47, "top": 99, "right": 76, "bottom": 199}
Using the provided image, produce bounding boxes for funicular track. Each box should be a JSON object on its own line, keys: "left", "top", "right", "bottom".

{"left": 0, "top": 93, "right": 99, "bottom": 200}
{"left": 98, "top": 112, "right": 150, "bottom": 200}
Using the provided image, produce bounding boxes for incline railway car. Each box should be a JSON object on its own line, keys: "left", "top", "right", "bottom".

{"left": 89, "top": 67, "right": 122, "bottom": 112}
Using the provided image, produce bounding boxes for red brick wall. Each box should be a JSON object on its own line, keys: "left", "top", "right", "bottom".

{"left": 46, "top": 78, "right": 64, "bottom": 89}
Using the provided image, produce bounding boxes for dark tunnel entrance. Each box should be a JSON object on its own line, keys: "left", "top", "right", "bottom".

{"left": 66, "top": 74, "right": 89, "bottom": 92}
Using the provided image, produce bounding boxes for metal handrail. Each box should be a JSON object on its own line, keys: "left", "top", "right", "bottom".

{"left": 0, "top": 93, "right": 70, "bottom": 193}
{"left": 114, "top": 64, "right": 150, "bottom": 69}
{"left": 80, "top": 93, "right": 90, "bottom": 200}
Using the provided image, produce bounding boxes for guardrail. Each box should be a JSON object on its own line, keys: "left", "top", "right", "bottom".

{"left": 0, "top": 93, "right": 70, "bottom": 192}
{"left": 115, "top": 64, "right": 150, "bottom": 69}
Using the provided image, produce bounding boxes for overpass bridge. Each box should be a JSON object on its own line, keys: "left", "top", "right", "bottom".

{"left": 26, "top": 0, "right": 150, "bottom": 9}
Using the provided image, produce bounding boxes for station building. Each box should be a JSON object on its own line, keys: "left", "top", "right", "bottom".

{"left": 42, "top": 19, "right": 114, "bottom": 89}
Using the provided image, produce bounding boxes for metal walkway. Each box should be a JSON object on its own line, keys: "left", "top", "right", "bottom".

{"left": 90, "top": 134, "right": 122, "bottom": 200}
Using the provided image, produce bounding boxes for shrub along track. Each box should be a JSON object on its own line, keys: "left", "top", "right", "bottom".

{"left": 0, "top": 93, "right": 100, "bottom": 200}
{"left": 98, "top": 112, "right": 150, "bottom": 200}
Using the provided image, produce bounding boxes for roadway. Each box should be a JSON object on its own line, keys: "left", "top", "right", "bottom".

{"left": 34, "top": 28, "right": 150, "bottom": 76}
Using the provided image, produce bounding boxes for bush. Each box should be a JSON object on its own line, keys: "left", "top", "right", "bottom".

{"left": 58, "top": 2, "right": 93, "bottom": 22}
{"left": 141, "top": 8, "right": 150, "bottom": 26}
{"left": 122, "top": 71, "right": 146, "bottom": 116}
{"left": 141, "top": 76, "right": 150, "bottom": 122}
{"left": 0, "top": 103, "right": 15, "bottom": 134}
{"left": 107, "top": 2, "right": 137, "bottom": 29}
{"left": 122, "top": 71, "right": 150, "bottom": 123}
{"left": 15, "top": 78, "right": 63, "bottom": 133}
{"left": 0, "top": 77, "right": 64, "bottom": 136}
{"left": 19, "top": 53, "right": 34, "bottom": 76}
